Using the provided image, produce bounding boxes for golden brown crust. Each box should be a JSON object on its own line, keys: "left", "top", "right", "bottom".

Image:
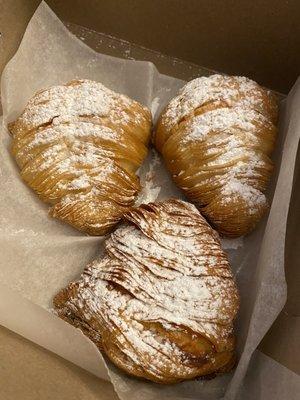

{"left": 154, "top": 74, "right": 278, "bottom": 237}
{"left": 9, "top": 79, "right": 152, "bottom": 235}
{"left": 54, "top": 199, "right": 239, "bottom": 384}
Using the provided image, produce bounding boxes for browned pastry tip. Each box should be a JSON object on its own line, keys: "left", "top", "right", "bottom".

{"left": 154, "top": 74, "right": 278, "bottom": 237}
{"left": 54, "top": 199, "right": 239, "bottom": 384}
{"left": 9, "top": 79, "right": 152, "bottom": 235}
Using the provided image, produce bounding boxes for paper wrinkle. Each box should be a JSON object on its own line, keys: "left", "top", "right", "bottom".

{"left": 0, "top": 283, "right": 110, "bottom": 380}
{"left": 0, "top": 1, "right": 298, "bottom": 399}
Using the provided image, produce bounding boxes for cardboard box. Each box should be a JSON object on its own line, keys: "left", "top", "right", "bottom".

{"left": 0, "top": 0, "right": 299, "bottom": 397}
{"left": 2, "top": 0, "right": 300, "bottom": 94}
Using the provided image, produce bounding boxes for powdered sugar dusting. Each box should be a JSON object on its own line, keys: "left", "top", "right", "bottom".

{"left": 10, "top": 79, "right": 152, "bottom": 235}
{"left": 17, "top": 79, "right": 145, "bottom": 130}
{"left": 157, "top": 74, "right": 277, "bottom": 235}
{"left": 182, "top": 106, "right": 269, "bottom": 144}
{"left": 163, "top": 74, "right": 272, "bottom": 130}
{"left": 221, "top": 178, "right": 266, "bottom": 213}
{"left": 54, "top": 199, "right": 239, "bottom": 382}
{"left": 136, "top": 149, "right": 162, "bottom": 205}
{"left": 150, "top": 96, "right": 160, "bottom": 118}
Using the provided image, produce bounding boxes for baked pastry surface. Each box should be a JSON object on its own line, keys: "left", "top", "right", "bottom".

{"left": 154, "top": 74, "right": 278, "bottom": 237}
{"left": 9, "top": 79, "right": 151, "bottom": 235}
{"left": 54, "top": 199, "right": 239, "bottom": 383}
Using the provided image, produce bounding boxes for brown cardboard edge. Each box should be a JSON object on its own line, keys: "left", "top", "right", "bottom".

{"left": 0, "top": 0, "right": 40, "bottom": 74}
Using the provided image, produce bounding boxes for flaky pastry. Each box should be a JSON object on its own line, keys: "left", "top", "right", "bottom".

{"left": 54, "top": 199, "right": 239, "bottom": 383}
{"left": 9, "top": 79, "right": 151, "bottom": 235}
{"left": 154, "top": 74, "right": 278, "bottom": 237}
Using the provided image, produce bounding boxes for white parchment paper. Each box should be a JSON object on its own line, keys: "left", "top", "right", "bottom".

{"left": 0, "top": 2, "right": 299, "bottom": 399}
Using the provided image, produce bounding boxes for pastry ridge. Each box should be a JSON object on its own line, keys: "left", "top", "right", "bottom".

{"left": 54, "top": 199, "right": 239, "bottom": 384}
{"left": 154, "top": 74, "right": 278, "bottom": 237}
{"left": 9, "top": 79, "right": 152, "bottom": 235}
